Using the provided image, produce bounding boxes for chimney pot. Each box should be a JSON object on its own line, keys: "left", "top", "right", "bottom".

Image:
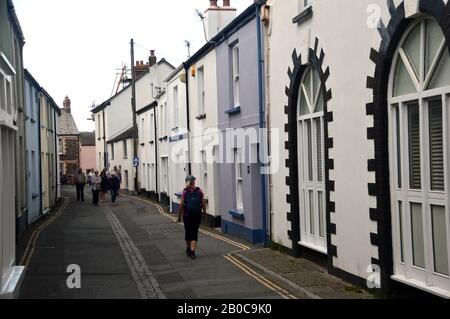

{"left": 210, "top": 0, "right": 218, "bottom": 7}
{"left": 149, "top": 50, "right": 157, "bottom": 67}
{"left": 223, "top": 0, "right": 230, "bottom": 7}
{"left": 63, "top": 96, "right": 71, "bottom": 113}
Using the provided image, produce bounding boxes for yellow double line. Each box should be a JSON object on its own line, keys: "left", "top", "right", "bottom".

{"left": 133, "top": 195, "right": 296, "bottom": 299}
{"left": 224, "top": 253, "right": 296, "bottom": 299}
{"left": 19, "top": 197, "right": 69, "bottom": 267}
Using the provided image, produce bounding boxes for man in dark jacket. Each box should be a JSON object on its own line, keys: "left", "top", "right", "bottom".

{"left": 109, "top": 171, "right": 121, "bottom": 206}
{"left": 73, "top": 169, "right": 87, "bottom": 202}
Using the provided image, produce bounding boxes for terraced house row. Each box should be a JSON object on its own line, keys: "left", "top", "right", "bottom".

{"left": 92, "top": 0, "right": 450, "bottom": 298}
{"left": 1, "top": 0, "right": 62, "bottom": 298}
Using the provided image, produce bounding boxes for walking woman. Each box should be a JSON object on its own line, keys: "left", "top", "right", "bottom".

{"left": 91, "top": 170, "right": 102, "bottom": 206}
{"left": 109, "top": 171, "right": 120, "bottom": 206}
{"left": 177, "top": 175, "right": 206, "bottom": 260}
{"left": 100, "top": 168, "right": 109, "bottom": 201}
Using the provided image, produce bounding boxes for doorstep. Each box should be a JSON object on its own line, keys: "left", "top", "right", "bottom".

{"left": 0, "top": 266, "right": 25, "bottom": 299}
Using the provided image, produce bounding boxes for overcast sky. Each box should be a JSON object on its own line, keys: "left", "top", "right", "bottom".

{"left": 14, "top": 0, "right": 253, "bottom": 132}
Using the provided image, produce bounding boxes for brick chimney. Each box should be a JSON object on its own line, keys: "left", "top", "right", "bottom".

{"left": 149, "top": 50, "right": 157, "bottom": 67}
{"left": 205, "top": 0, "right": 237, "bottom": 40}
{"left": 63, "top": 96, "right": 71, "bottom": 113}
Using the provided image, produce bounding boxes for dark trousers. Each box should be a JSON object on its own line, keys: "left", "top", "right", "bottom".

{"left": 110, "top": 190, "right": 118, "bottom": 203}
{"left": 183, "top": 215, "right": 202, "bottom": 242}
{"left": 92, "top": 190, "right": 100, "bottom": 205}
{"left": 76, "top": 183, "right": 85, "bottom": 201}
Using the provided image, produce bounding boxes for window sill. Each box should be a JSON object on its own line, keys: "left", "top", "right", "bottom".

{"left": 292, "top": 5, "right": 313, "bottom": 25}
{"left": 196, "top": 113, "right": 206, "bottom": 120}
{"left": 229, "top": 208, "right": 245, "bottom": 220}
{"left": 225, "top": 106, "right": 241, "bottom": 116}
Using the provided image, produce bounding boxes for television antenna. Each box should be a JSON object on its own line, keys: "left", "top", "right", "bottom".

{"left": 185, "top": 40, "right": 191, "bottom": 59}
{"left": 196, "top": 9, "right": 208, "bottom": 42}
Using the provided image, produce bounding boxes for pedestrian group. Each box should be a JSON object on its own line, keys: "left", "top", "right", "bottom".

{"left": 73, "top": 169, "right": 206, "bottom": 260}
{"left": 73, "top": 166, "right": 122, "bottom": 206}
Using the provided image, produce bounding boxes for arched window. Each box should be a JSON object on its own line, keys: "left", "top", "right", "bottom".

{"left": 297, "top": 66, "right": 326, "bottom": 253}
{"left": 389, "top": 17, "right": 450, "bottom": 295}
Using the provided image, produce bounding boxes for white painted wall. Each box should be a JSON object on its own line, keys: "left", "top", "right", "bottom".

{"left": 136, "top": 61, "right": 174, "bottom": 194}
{"left": 167, "top": 68, "right": 189, "bottom": 212}
{"left": 94, "top": 110, "right": 105, "bottom": 172}
{"left": 108, "top": 138, "right": 134, "bottom": 192}
{"left": 188, "top": 50, "right": 220, "bottom": 216}
{"left": 267, "top": 0, "right": 407, "bottom": 281}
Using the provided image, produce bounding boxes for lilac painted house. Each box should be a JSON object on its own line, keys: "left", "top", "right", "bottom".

{"left": 215, "top": 3, "right": 268, "bottom": 244}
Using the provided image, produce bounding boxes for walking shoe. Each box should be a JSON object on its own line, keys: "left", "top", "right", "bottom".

{"left": 190, "top": 251, "right": 196, "bottom": 260}
{"left": 186, "top": 248, "right": 191, "bottom": 257}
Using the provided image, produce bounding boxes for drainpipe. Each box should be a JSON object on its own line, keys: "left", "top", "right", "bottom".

{"left": 53, "top": 103, "right": 58, "bottom": 202}
{"left": 153, "top": 105, "right": 159, "bottom": 198}
{"left": 37, "top": 93, "right": 43, "bottom": 216}
{"left": 256, "top": 1, "right": 269, "bottom": 245}
{"left": 102, "top": 108, "right": 106, "bottom": 168}
{"left": 182, "top": 62, "right": 192, "bottom": 175}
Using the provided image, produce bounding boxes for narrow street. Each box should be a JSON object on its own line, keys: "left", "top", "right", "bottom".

{"left": 18, "top": 186, "right": 284, "bottom": 299}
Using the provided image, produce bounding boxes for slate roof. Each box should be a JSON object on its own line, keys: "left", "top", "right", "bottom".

{"left": 80, "top": 131, "right": 95, "bottom": 146}
{"left": 106, "top": 127, "right": 137, "bottom": 144}
{"left": 58, "top": 111, "right": 79, "bottom": 135}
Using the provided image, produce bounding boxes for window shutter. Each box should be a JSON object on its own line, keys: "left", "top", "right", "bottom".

{"left": 429, "top": 100, "right": 444, "bottom": 191}
{"left": 315, "top": 118, "right": 322, "bottom": 182}
{"left": 408, "top": 103, "right": 421, "bottom": 189}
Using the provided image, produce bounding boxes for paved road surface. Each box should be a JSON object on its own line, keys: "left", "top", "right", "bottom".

{"left": 19, "top": 186, "right": 283, "bottom": 299}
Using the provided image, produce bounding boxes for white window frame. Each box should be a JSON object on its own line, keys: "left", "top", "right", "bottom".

{"left": 388, "top": 17, "right": 450, "bottom": 297}
{"left": 173, "top": 86, "right": 179, "bottom": 129}
{"left": 160, "top": 103, "right": 167, "bottom": 137}
{"left": 197, "top": 66, "right": 205, "bottom": 115}
{"left": 232, "top": 43, "right": 240, "bottom": 108}
{"left": 161, "top": 157, "right": 168, "bottom": 193}
{"left": 123, "top": 140, "right": 128, "bottom": 159}
{"left": 140, "top": 116, "right": 145, "bottom": 144}
{"left": 297, "top": 66, "right": 326, "bottom": 254}
{"left": 201, "top": 150, "right": 208, "bottom": 197}
{"left": 149, "top": 112, "right": 155, "bottom": 142}
{"left": 234, "top": 148, "right": 243, "bottom": 210}
{"left": 0, "top": 69, "right": 13, "bottom": 115}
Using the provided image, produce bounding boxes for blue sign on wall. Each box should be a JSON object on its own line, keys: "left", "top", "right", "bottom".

{"left": 133, "top": 156, "right": 139, "bottom": 167}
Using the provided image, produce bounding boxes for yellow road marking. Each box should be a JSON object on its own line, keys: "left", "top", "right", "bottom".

{"left": 199, "top": 228, "right": 250, "bottom": 251}
{"left": 132, "top": 195, "right": 294, "bottom": 299}
{"left": 224, "top": 255, "right": 294, "bottom": 299}
{"left": 20, "top": 197, "right": 69, "bottom": 267}
{"left": 224, "top": 254, "right": 297, "bottom": 299}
